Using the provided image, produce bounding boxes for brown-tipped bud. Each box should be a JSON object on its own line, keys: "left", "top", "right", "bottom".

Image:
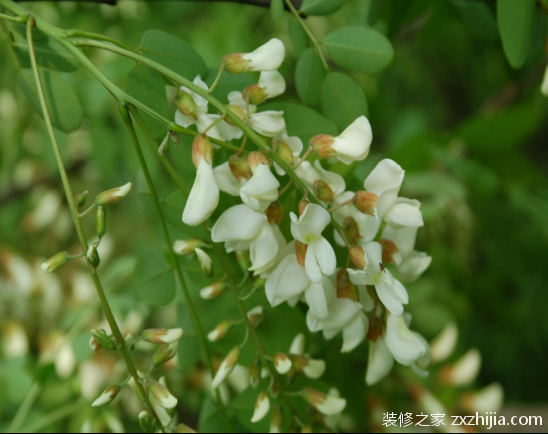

{"left": 290, "top": 355, "right": 326, "bottom": 379}
{"left": 92, "top": 385, "right": 120, "bottom": 407}
{"left": 142, "top": 328, "right": 183, "bottom": 345}
{"left": 353, "top": 191, "right": 378, "bottom": 216}
{"left": 91, "top": 329, "right": 116, "bottom": 350}
{"left": 313, "top": 180, "right": 334, "bottom": 203}
{"left": 298, "top": 199, "right": 310, "bottom": 216}
{"left": 211, "top": 346, "right": 241, "bottom": 389}
{"left": 192, "top": 135, "right": 213, "bottom": 167}
{"left": 175, "top": 91, "right": 198, "bottom": 120}
{"left": 200, "top": 281, "right": 227, "bottom": 300}
{"left": 41, "top": 251, "right": 70, "bottom": 273}
{"left": 248, "top": 151, "right": 270, "bottom": 169}
{"left": 295, "top": 241, "right": 308, "bottom": 268}
{"left": 249, "top": 357, "right": 261, "bottom": 388}
{"left": 274, "top": 352, "right": 292, "bottom": 375}
{"left": 349, "top": 245, "right": 367, "bottom": 270}
{"left": 95, "top": 183, "right": 132, "bottom": 206}
{"left": 379, "top": 239, "right": 399, "bottom": 265}
{"left": 343, "top": 216, "right": 361, "bottom": 245}
{"left": 222, "top": 53, "right": 251, "bottom": 74}
{"left": 272, "top": 140, "right": 294, "bottom": 166}
{"left": 235, "top": 251, "right": 251, "bottom": 272}
{"left": 336, "top": 269, "right": 358, "bottom": 302}
{"left": 89, "top": 336, "right": 101, "bottom": 352}
{"left": 229, "top": 154, "right": 252, "bottom": 181}
{"left": 225, "top": 104, "right": 248, "bottom": 126}
{"left": 87, "top": 244, "right": 100, "bottom": 268}
{"left": 208, "top": 320, "right": 233, "bottom": 342}
{"left": 173, "top": 238, "right": 206, "bottom": 256}
{"left": 310, "top": 134, "right": 336, "bottom": 159}
{"left": 302, "top": 387, "right": 346, "bottom": 416}
{"left": 247, "top": 306, "right": 265, "bottom": 329}
{"left": 367, "top": 315, "right": 383, "bottom": 342}
{"left": 270, "top": 406, "right": 284, "bottom": 433}
{"left": 96, "top": 206, "right": 106, "bottom": 239}
{"left": 195, "top": 248, "right": 214, "bottom": 277}
{"left": 152, "top": 342, "right": 178, "bottom": 367}
{"left": 76, "top": 191, "right": 88, "bottom": 207}
{"left": 242, "top": 84, "right": 268, "bottom": 105}
{"left": 265, "top": 201, "right": 284, "bottom": 226}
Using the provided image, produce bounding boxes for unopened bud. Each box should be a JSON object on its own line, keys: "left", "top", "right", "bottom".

{"left": 139, "top": 411, "right": 156, "bottom": 432}
{"left": 249, "top": 357, "right": 261, "bottom": 388}
{"left": 95, "top": 182, "right": 132, "bottom": 206}
{"left": 295, "top": 241, "right": 308, "bottom": 268}
{"left": 349, "top": 245, "right": 367, "bottom": 270}
{"left": 302, "top": 387, "right": 347, "bottom": 416}
{"left": 89, "top": 336, "right": 101, "bottom": 352}
{"left": 211, "top": 346, "right": 241, "bottom": 389}
{"left": 200, "top": 281, "right": 227, "bottom": 300}
{"left": 175, "top": 91, "right": 198, "bottom": 120}
{"left": 192, "top": 135, "right": 213, "bottom": 167}
{"left": 87, "top": 244, "right": 100, "bottom": 268}
{"left": 41, "top": 251, "right": 70, "bottom": 273}
{"left": 225, "top": 104, "right": 247, "bottom": 126}
{"left": 91, "top": 329, "right": 116, "bottom": 350}
{"left": 76, "top": 191, "right": 88, "bottom": 207}
{"left": 291, "top": 355, "right": 326, "bottom": 379}
{"left": 229, "top": 154, "right": 252, "bottom": 181}
{"left": 441, "top": 348, "right": 482, "bottom": 387}
{"left": 142, "top": 328, "right": 183, "bottom": 345}
{"left": 379, "top": 239, "right": 399, "bottom": 265}
{"left": 247, "top": 306, "right": 265, "bottom": 328}
{"left": 222, "top": 53, "right": 251, "bottom": 74}
{"left": 195, "top": 248, "right": 214, "bottom": 277}
{"left": 313, "top": 179, "right": 334, "bottom": 203}
{"left": 243, "top": 84, "right": 268, "bottom": 105}
{"left": 265, "top": 201, "right": 284, "bottom": 226}
{"left": 96, "top": 206, "right": 106, "bottom": 239}
{"left": 208, "top": 320, "right": 233, "bottom": 342}
{"left": 152, "top": 342, "right": 178, "bottom": 367}
{"left": 298, "top": 199, "right": 310, "bottom": 216}
{"left": 177, "top": 424, "right": 197, "bottom": 433}
{"left": 248, "top": 151, "right": 270, "bottom": 169}
{"left": 173, "top": 239, "right": 205, "bottom": 255}
{"left": 353, "top": 191, "right": 378, "bottom": 216}
{"left": 272, "top": 140, "right": 294, "bottom": 166}
{"left": 310, "top": 135, "right": 336, "bottom": 159}
{"left": 92, "top": 385, "right": 120, "bottom": 407}
{"left": 270, "top": 405, "right": 284, "bottom": 433}
{"left": 289, "top": 334, "right": 305, "bottom": 356}
{"left": 367, "top": 315, "right": 383, "bottom": 342}
{"left": 336, "top": 269, "right": 358, "bottom": 302}
{"left": 274, "top": 352, "right": 292, "bottom": 375}
{"left": 150, "top": 380, "right": 178, "bottom": 409}
{"left": 251, "top": 392, "right": 271, "bottom": 423}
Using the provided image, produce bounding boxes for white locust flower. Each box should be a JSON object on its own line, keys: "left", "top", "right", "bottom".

{"left": 251, "top": 392, "right": 271, "bottom": 423}
{"left": 149, "top": 381, "right": 178, "bottom": 409}
{"left": 212, "top": 347, "right": 241, "bottom": 389}
{"left": 239, "top": 153, "right": 280, "bottom": 212}
{"left": 366, "top": 337, "right": 394, "bottom": 385}
{"left": 385, "top": 313, "right": 427, "bottom": 366}
{"left": 302, "top": 387, "right": 346, "bottom": 416}
{"left": 243, "top": 71, "right": 286, "bottom": 105}
{"left": 223, "top": 38, "right": 285, "bottom": 73}
{"left": 92, "top": 385, "right": 120, "bottom": 407}
{"left": 227, "top": 91, "right": 286, "bottom": 137}
{"left": 195, "top": 248, "right": 214, "bottom": 277}
{"left": 295, "top": 161, "right": 345, "bottom": 203}
{"left": 142, "top": 328, "right": 183, "bottom": 345}
{"left": 310, "top": 116, "right": 372, "bottom": 164}
{"left": 430, "top": 322, "right": 459, "bottom": 364}
{"left": 542, "top": 64, "right": 548, "bottom": 97}
{"left": 331, "top": 191, "right": 380, "bottom": 247}
{"left": 290, "top": 203, "right": 336, "bottom": 284}
{"left": 443, "top": 348, "right": 482, "bottom": 387}
{"left": 272, "top": 132, "right": 303, "bottom": 176}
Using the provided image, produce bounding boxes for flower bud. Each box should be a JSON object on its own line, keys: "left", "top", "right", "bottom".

{"left": 235, "top": 251, "right": 251, "bottom": 272}
{"left": 461, "top": 383, "right": 504, "bottom": 415}
{"left": 91, "top": 329, "right": 116, "bottom": 350}
{"left": 243, "top": 84, "right": 268, "bottom": 105}
{"left": 89, "top": 336, "right": 101, "bottom": 352}
{"left": 274, "top": 352, "right": 292, "bottom": 375}
{"left": 223, "top": 39, "right": 285, "bottom": 74}
{"left": 208, "top": 320, "right": 233, "bottom": 342}
{"left": 248, "top": 305, "right": 265, "bottom": 329}
{"left": 95, "top": 182, "right": 132, "bottom": 206}
{"left": 336, "top": 269, "right": 358, "bottom": 302}
{"left": 142, "top": 328, "right": 183, "bottom": 345}
{"left": 86, "top": 244, "right": 100, "bottom": 268}
{"left": 222, "top": 53, "right": 251, "bottom": 74}
{"left": 76, "top": 190, "right": 88, "bottom": 207}
{"left": 150, "top": 380, "right": 178, "bottom": 409}
{"left": 302, "top": 387, "right": 346, "bottom": 416}
{"left": 229, "top": 154, "right": 252, "bottom": 181}
{"left": 441, "top": 348, "right": 481, "bottom": 387}
{"left": 367, "top": 315, "right": 383, "bottom": 342}
{"left": 289, "top": 334, "right": 305, "bottom": 356}
{"left": 430, "top": 323, "right": 458, "bottom": 364}
{"left": 343, "top": 216, "right": 361, "bottom": 245}
{"left": 251, "top": 392, "right": 271, "bottom": 423}
{"left": 192, "top": 135, "right": 213, "bottom": 168}
{"left": 249, "top": 357, "right": 261, "bottom": 388}
{"left": 349, "top": 245, "right": 367, "bottom": 270}
{"left": 310, "top": 134, "right": 336, "bottom": 159}
{"left": 173, "top": 239, "right": 206, "bottom": 255}
{"left": 41, "top": 251, "right": 70, "bottom": 273}
{"left": 139, "top": 411, "right": 156, "bottom": 433}
{"left": 200, "top": 281, "right": 227, "bottom": 300}
{"left": 248, "top": 151, "right": 270, "bottom": 169}
{"left": 92, "top": 385, "right": 120, "bottom": 407}
{"left": 270, "top": 405, "right": 284, "bottom": 433}
{"left": 152, "top": 342, "right": 178, "bottom": 367}
{"left": 272, "top": 140, "right": 294, "bottom": 166}
{"left": 290, "top": 355, "right": 326, "bottom": 379}
{"left": 96, "top": 206, "right": 106, "bottom": 239}
{"left": 176, "top": 91, "right": 198, "bottom": 120}
{"left": 177, "top": 424, "right": 197, "bottom": 433}
{"left": 212, "top": 346, "right": 241, "bottom": 389}
{"left": 265, "top": 201, "right": 284, "bottom": 226}
{"left": 353, "top": 191, "right": 378, "bottom": 217}
{"left": 313, "top": 179, "right": 334, "bottom": 203}
{"left": 295, "top": 241, "right": 308, "bottom": 268}
{"left": 298, "top": 199, "right": 310, "bottom": 216}
{"left": 225, "top": 104, "right": 248, "bottom": 126}
{"left": 195, "top": 248, "right": 214, "bottom": 277}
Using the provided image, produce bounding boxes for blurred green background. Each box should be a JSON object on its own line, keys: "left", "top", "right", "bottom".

{"left": 1, "top": 0, "right": 548, "bottom": 431}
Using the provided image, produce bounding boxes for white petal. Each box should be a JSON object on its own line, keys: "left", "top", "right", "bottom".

{"left": 304, "top": 245, "right": 323, "bottom": 284}
{"left": 542, "top": 64, "right": 548, "bottom": 97}
{"left": 382, "top": 225, "right": 418, "bottom": 258}
{"left": 183, "top": 160, "right": 219, "bottom": 226}
{"left": 308, "top": 298, "right": 361, "bottom": 332}
{"left": 251, "top": 393, "right": 271, "bottom": 423}
{"left": 303, "top": 359, "right": 326, "bottom": 379}
{"left": 449, "top": 348, "right": 482, "bottom": 386}
{"left": 331, "top": 116, "right": 372, "bottom": 164}
{"left": 347, "top": 268, "right": 370, "bottom": 286}
{"left": 265, "top": 254, "right": 310, "bottom": 307}
{"left": 243, "top": 38, "right": 285, "bottom": 72}
{"left": 290, "top": 203, "right": 331, "bottom": 244}
{"left": 240, "top": 164, "right": 280, "bottom": 212}
{"left": 249, "top": 224, "right": 279, "bottom": 273}
{"left": 430, "top": 323, "right": 458, "bottom": 364}
{"left": 289, "top": 334, "right": 305, "bottom": 356}
{"left": 294, "top": 161, "right": 320, "bottom": 192}
{"left": 197, "top": 114, "right": 225, "bottom": 142}
{"left": 465, "top": 383, "right": 504, "bottom": 414}
{"left": 228, "top": 91, "right": 257, "bottom": 114}
{"left": 389, "top": 274, "right": 409, "bottom": 305}
{"left": 304, "top": 280, "right": 330, "bottom": 320}
{"left": 214, "top": 162, "right": 242, "bottom": 196}
{"left": 316, "top": 395, "right": 346, "bottom": 416}
{"left": 249, "top": 111, "right": 286, "bottom": 137}
{"left": 175, "top": 109, "right": 195, "bottom": 128}
{"left": 365, "top": 337, "right": 394, "bottom": 385}
{"left": 313, "top": 160, "right": 346, "bottom": 196}
{"left": 313, "top": 237, "right": 336, "bottom": 277}
{"left": 259, "top": 70, "right": 286, "bottom": 99}
{"left": 217, "top": 120, "right": 244, "bottom": 141}
{"left": 364, "top": 159, "right": 404, "bottom": 217}
{"left": 385, "top": 314, "right": 427, "bottom": 366}
{"left": 341, "top": 314, "right": 368, "bottom": 353}
{"left": 384, "top": 200, "right": 424, "bottom": 229}
{"left": 211, "top": 205, "right": 266, "bottom": 242}
{"left": 398, "top": 251, "right": 432, "bottom": 283}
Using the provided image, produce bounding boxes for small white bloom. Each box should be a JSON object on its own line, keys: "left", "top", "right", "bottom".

{"left": 331, "top": 116, "right": 372, "bottom": 164}
{"left": 239, "top": 163, "right": 280, "bottom": 212}
{"left": 95, "top": 182, "right": 132, "bottom": 206}
{"left": 195, "top": 248, "right": 214, "bottom": 277}
{"left": 302, "top": 359, "right": 326, "bottom": 379}
{"left": 214, "top": 161, "right": 245, "bottom": 196}
{"left": 91, "top": 386, "right": 120, "bottom": 407}
{"left": 463, "top": 383, "right": 504, "bottom": 414}
{"left": 446, "top": 348, "right": 482, "bottom": 386}
{"left": 332, "top": 191, "right": 380, "bottom": 247}
{"left": 2, "top": 321, "right": 29, "bottom": 359}
{"left": 430, "top": 322, "right": 459, "bottom": 364}
{"left": 385, "top": 314, "right": 427, "bottom": 366}
{"left": 272, "top": 132, "right": 303, "bottom": 175}
{"left": 303, "top": 387, "right": 347, "bottom": 416}
{"left": 212, "top": 347, "right": 241, "bottom": 389}
{"left": 243, "top": 39, "right": 285, "bottom": 72}
{"left": 289, "top": 333, "right": 305, "bottom": 356}
{"left": 366, "top": 337, "right": 395, "bottom": 385}
{"left": 295, "top": 161, "right": 346, "bottom": 201}
{"left": 248, "top": 110, "right": 286, "bottom": 137}
{"left": 183, "top": 159, "right": 220, "bottom": 226}
{"left": 251, "top": 392, "right": 271, "bottom": 423}
{"left": 142, "top": 328, "right": 183, "bottom": 345}
{"left": 258, "top": 70, "right": 286, "bottom": 99}
{"left": 150, "top": 381, "right": 178, "bottom": 409}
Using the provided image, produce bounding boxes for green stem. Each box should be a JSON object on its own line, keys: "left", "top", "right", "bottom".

{"left": 18, "top": 402, "right": 86, "bottom": 433}
{"left": 6, "top": 382, "right": 41, "bottom": 433}
{"left": 0, "top": 11, "right": 26, "bottom": 22}
{"left": 67, "top": 30, "right": 132, "bottom": 50}
{"left": 24, "top": 16, "right": 164, "bottom": 432}
{"left": 120, "top": 104, "right": 234, "bottom": 432}
{"left": 208, "top": 64, "right": 225, "bottom": 94}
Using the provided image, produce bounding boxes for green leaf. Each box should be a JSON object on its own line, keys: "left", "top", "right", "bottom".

{"left": 263, "top": 101, "right": 338, "bottom": 144}
{"left": 133, "top": 246, "right": 176, "bottom": 306}
{"left": 300, "top": 0, "right": 350, "bottom": 16}
{"left": 271, "top": 0, "right": 284, "bottom": 23}
{"left": 497, "top": 0, "right": 536, "bottom": 68}
{"left": 449, "top": 0, "right": 498, "bottom": 41}
{"left": 289, "top": 17, "right": 308, "bottom": 58}
{"left": 295, "top": 48, "right": 327, "bottom": 107}
{"left": 18, "top": 69, "right": 83, "bottom": 132}
{"left": 323, "top": 26, "right": 394, "bottom": 74}
{"left": 126, "top": 64, "right": 168, "bottom": 138}
{"left": 321, "top": 72, "right": 368, "bottom": 130}
{"left": 139, "top": 29, "right": 207, "bottom": 80}
{"left": 198, "top": 396, "right": 234, "bottom": 433}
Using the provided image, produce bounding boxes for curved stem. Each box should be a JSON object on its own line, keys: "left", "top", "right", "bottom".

{"left": 66, "top": 29, "right": 132, "bottom": 50}
{"left": 25, "top": 16, "right": 164, "bottom": 432}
